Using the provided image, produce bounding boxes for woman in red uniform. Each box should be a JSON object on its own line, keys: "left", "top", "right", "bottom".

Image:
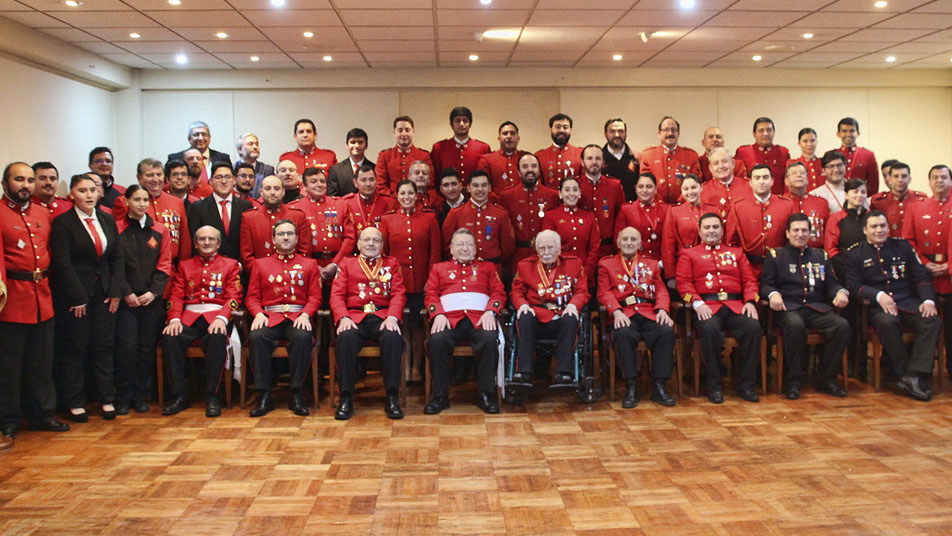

{"left": 614, "top": 173, "right": 670, "bottom": 261}
{"left": 787, "top": 127, "right": 825, "bottom": 191}
{"left": 542, "top": 176, "right": 600, "bottom": 286}
{"left": 380, "top": 179, "right": 441, "bottom": 385}
{"left": 660, "top": 174, "right": 719, "bottom": 283}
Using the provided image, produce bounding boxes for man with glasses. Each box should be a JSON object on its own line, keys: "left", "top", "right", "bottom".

{"left": 810, "top": 150, "right": 850, "bottom": 215}
{"left": 638, "top": 116, "right": 700, "bottom": 204}
{"left": 167, "top": 121, "right": 231, "bottom": 181}
{"left": 188, "top": 162, "right": 253, "bottom": 260}
{"left": 113, "top": 158, "right": 191, "bottom": 265}
{"left": 233, "top": 162, "right": 261, "bottom": 207}
{"left": 88, "top": 147, "right": 125, "bottom": 209}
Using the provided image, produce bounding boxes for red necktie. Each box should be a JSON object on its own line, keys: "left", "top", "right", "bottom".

{"left": 220, "top": 199, "right": 230, "bottom": 235}
{"left": 353, "top": 162, "right": 359, "bottom": 176}
{"left": 85, "top": 217, "right": 103, "bottom": 256}
{"left": 200, "top": 156, "right": 209, "bottom": 183}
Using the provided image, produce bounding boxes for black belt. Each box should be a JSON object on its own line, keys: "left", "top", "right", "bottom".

{"left": 746, "top": 253, "right": 765, "bottom": 263}
{"left": 312, "top": 252, "right": 335, "bottom": 260}
{"left": 623, "top": 296, "right": 652, "bottom": 305}
{"left": 7, "top": 269, "right": 48, "bottom": 282}
{"left": 516, "top": 241, "right": 532, "bottom": 248}
{"left": 700, "top": 292, "right": 742, "bottom": 301}
{"left": 483, "top": 256, "right": 501, "bottom": 263}
{"left": 600, "top": 238, "right": 613, "bottom": 246}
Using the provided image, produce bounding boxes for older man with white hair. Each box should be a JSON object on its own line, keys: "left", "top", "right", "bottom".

{"left": 235, "top": 132, "right": 274, "bottom": 199}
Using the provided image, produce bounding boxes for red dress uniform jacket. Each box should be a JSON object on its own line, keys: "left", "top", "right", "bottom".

{"left": 279, "top": 147, "right": 337, "bottom": 173}
{"left": 416, "top": 190, "right": 442, "bottom": 213}
{"left": 638, "top": 145, "right": 701, "bottom": 204}
{"left": 337, "top": 192, "right": 393, "bottom": 264}
{"left": 498, "top": 184, "right": 560, "bottom": 265}
{"left": 189, "top": 180, "right": 213, "bottom": 199}
{"left": 579, "top": 175, "right": 625, "bottom": 257}
{"left": 166, "top": 253, "right": 241, "bottom": 326}
{"left": 239, "top": 204, "right": 311, "bottom": 269}
{"left": 330, "top": 255, "right": 406, "bottom": 324}
{"left": 478, "top": 149, "right": 529, "bottom": 192}
{"left": 442, "top": 201, "right": 515, "bottom": 264}
{"left": 787, "top": 156, "right": 826, "bottom": 191}
{"left": 614, "top": 200, "right": 670, "bottom": 261}
{"left": 31, "top": 195, "right": 72, "bottom": 219}
{"left": 788, "top": 192, "right": 830, "bottom": 249}
{"left": 699, "top": 154, "right": 747, "bottom": 183}
{"left": 287, "top": 195, "right": 344, "bottom": 266}
{"left": 597, "top": 254, "right": 669, "bottom": 322}
{"left": 535, "top": 144, "right": 583, "bottom": 188}
{"left": 725, "top": 194, "right": 795, "bottom": 266}
{"left": 511, "top": 255, "right": 590, "bottom": 323}
{"left": 424, "top": 259, "right": 506, "bottom": 328}
{"left": 380, "top": 208, "right": 442, "bottom": 294}
{"left": 431, "top": 137, "right": 491, "bottom": 182}
{"left": 114, "top": 191, "right": 191, "bottom": 262}
{"left": 700, "top": 177, "right": 754, "bottom": 219}
{"left": 0, "top": 197, "right": 54, "bottom": 324}
{"left": 376, "top": 145, "right": 433, "bottom": 194}
{"left": 840, "top": 145, "right": 879, "bottom": 196}
{"left": 735, "top": 144, "right": 791, "bottom": 194}
{"left": 661, "top": 201, "right": 720, "bottom": 280}
{"left": 542, "top": 205, "right": 600, "bottom": 284}
{"left": 870, "top": 190, "right": 928, "bottom": 237}
{"left": 676, "top": 243, "right": 758, "bottom": 315}
{"left": 904, "top": 196, "right": 952, "bottom": 294}
{"left": 235, "top": 192, "right": 262, "bottom": 209}
{"left": 246, "top": 252, "right": 322, "bottom": 328}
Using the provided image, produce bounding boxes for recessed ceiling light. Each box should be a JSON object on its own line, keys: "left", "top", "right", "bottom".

{"left": 612, "top": 54, "right": 623, "bottom": 61}
{"left": 270, "top": 0, "right": 285, "bottom": 5}
{"left": 175, "top": 54, "right": 187, "bottom": 64}
{"left": 322, "top": 55, "right": 332, "bottom": 61}
{"left": 874, "top": 1, "right": 887, "bottom": 7}
{"left": 469, "top": 54, "right": 479, "bottom": 61}
{"left": 250, "top": 56, "right": 260, "bottom": 62}
{"left": 482, "top": 29, "right": 518, "bottom": 39}
{"left": 801, "top": 33, "right": 814, "bottom": 39}
{"left": 129, "top": 32, "right": 141, "bottom": 39}
{"left": 215, "top": 32, "right": 228, "bottom": 39}
{"left": 303, "top": 31, "right": 314, "bottom": 38}
{"left": 480, "top": 0, "right": 492, "bottom": 4}
{"left": 680, "top": 0, "right": 696, "bottom": 8}
{"left": 168, "top": 0, "right": 181, "bottom": 5}
{"left": 752, "top": 55, "right": 763, "bottom": 61}
{"left": 64, "top": 0, "right": 82, "bottom": 6}
{"left": 885, "top": 55, "right": 896, "bottom": 62}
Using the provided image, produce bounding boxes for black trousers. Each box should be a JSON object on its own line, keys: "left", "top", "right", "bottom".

{"left": 0, "top": 319, "right": 56, "bottom": 433}
{"left": 869, "top": 309, "right": 941, "bottom": 376}
{"left": 697, "top": 307, "right": 761, "bottom": 392}
{"left": 611, "top": 314, "right": 675, "bottom": 380}
{"left": 249, "top": 318, "right": 314, "bottom": 391}
{"left": 56, "top": 298, "right": 117, "bottom": 408}
{"left": 162, "top": 317, "right": 228, "bottom": 398}
{"left": 115, "top": 300, "right": 164, "bottom": 405}
{"left": 515, "top": 313, "right": 578, "bottom": 375}
{"left": 942, "top": 296, "right": 952, "bottom": 376}
{"left": 335, "top": 315, "right": 404, "bottom": 396}
{"left": 776, "top": 308, "right": 850, "bottom": 387}
{"left": 427, "top": 317, "right": 498, "bottom": 397}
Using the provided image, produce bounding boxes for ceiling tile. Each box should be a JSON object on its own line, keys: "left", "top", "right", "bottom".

{"left": 874, "top": 13, "right": 952, "bottom": 29}
{"left": 241, "top": 9, "right": 337, "bottom": 27}
{"left": 440, "top": 60, "right": 508, "bottom": 67}
{"left": 228, "top": 60, "right": 299, "bottom": 68}
{"left": 176, "top": 26, "right": 267, "bottom": 41}
{"left": 822, "top": 0, "right": 932, "bottom": 11}
{"left": 592, "top": 27, "right": 687, "bottom": 51}
{"left": 739, "top": 41, "right": 814, "bottom": 53}
{"left": 839, "top": 28, "right": 935, "bottom": 41}
{"left": 681, "top": 26, "right": 773, "bottom": 41}
{"left": 510, "top": 50, "right": 584, "bottom": 61}
{"left": 578, "top": 49, "right": 653, "bottom": 63}
{"left": 215, "top": 51, "right": 290, "bottom": 62}
{"left": 759, "top": 27, "right": 855, "bottom": 41}
{"left": 53, "top": 10, "right": 157, "bottom": 27}
{"left": 85, "top": 26, "right": 180, "bottom": 40}
{"left": 790, "top": 12, "right": 891, "bottom": 28}
{"left": 508, "top": 61, "right": 576, "bottom": 67}
{"left": 632, "top": 0, "right": 734, "bottom": 8}
{"left": 362, "top": 51, "right": 435, "bottom": 61}
{"left": 886, "top": 41, "right": 952, "bottom": 53}
{"left": 518, "top": 26, "right": 603, "bottom": 49}
{"left": 338, "top": 9, "right": 432, "bottom": 26}
{"left": 535, "top": 0, "right": 628, "bottom": 7}
{"left": 716, "top": 50, "right": 797, "bottom": 62}
{"left": 0, "top": 0, "right": 34, "bottom": 10}
{"left": 811, "top": 41, "right": 888, "bottom": 53}
{"left": 617, "top": 9, "right": 719, "bottom": 26}
{"left": 144, "top": 9, "right": 251, "bottom": 27}
{"left": 141, "top": 51, "right": 221, "bottom": 62}
{"left": 727, "top": 0, "right": 830, "bottom": 9}
{"left": 639, "top": 59, "right": 708, "bottom": 67}
{"left": 156, "top": 60, "right": 230, "bottom": 69}
{"left": 73, "top": 40, "right": 127, "bottom": 53}
{"left": 439, "top": 39, "right": 515, "bottom": 51}
{"left": 0, "top": 11, "right": 70, "bottom": 27}
{"left": 121, "top": 40, "right": 205, "bottom": 53}
{"left": 339, "top": 0, "right": 429, "bottom": 7}
{"left": 228, "top": 0, "right": 332, "bottom": 8}
{"left": 771, "top": 60, "right": 838, "bottom": 68}
{"left": 438, "top": 8, "right": 529, "bottom": 25}
{"left": 99, "top": 52, "right": 162, "bottom": 68}
{"left": 17, "top": 0, "right": 131, "bottom": 11}
{"left": 38, "top": 27, "right": 99, "bottom": 40}
{"left": 361, "top": 40, "right": 434, "bottom": 52}
{"left": 350, "top": 26, "right": 433, "bottom": 40}
{"left": 704, "top": 10, "right": 808, "bottom": 27}
{"left": 123, "top": 0, "right": 234, "bottom": 10}
{"left": 665, "top": 38, "right": 749, "bottom": 52}
{"left": 913, "top": 0, "right": 952, "bottom": 12}
{"left": 705, "top": 60, "right": 768, "bottom": 68}
{"left": 299, "top": 60, "right": 367, "bottom": 68}
{"left": 913, "top": 29, "right": 952, "bottom": 42}
{"left": 192, "top": 39, "right": 282, "bottom": 53}
{"left": 289, "top": 51, "right": 363, "bottom": 62}
{"left": 650, "top": 50, "right": 729, "bottom": 62}
{"left": 438, "top": 51, "right": 508, "bottom": 61}
{"left": 788, "top": 51, "right": 864, "bottom": 62}
{"left": 528, "top": 9, "right": 625, "bottom": 26}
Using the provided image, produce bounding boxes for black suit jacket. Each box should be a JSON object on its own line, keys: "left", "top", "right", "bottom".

{"left": 167, "top": 147, "right": 231, "bottom": 166}
{"left": 760, "top": 245, "right": 843, "bottom": 313}
{"left": 187, "top": 196, "right": 253, "bottom": 260}
{"left": 327, "top": 159, "right": 374, "bottom": 197}
{"left": 51, "top": 208, "right": 124, "bottom": 307}
{"left": 845, "top": 238, "right": 935, "bottom": 313}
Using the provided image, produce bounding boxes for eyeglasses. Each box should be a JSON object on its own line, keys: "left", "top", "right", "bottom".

{"left": 236, "top": 173, "right": 255, "bottom": 179}
{"left": 211, "top": 174, "right": 234, "bottom": 181}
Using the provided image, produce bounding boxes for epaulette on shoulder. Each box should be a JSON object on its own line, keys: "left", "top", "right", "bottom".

{"left": 768, "top": 247, "right": 777, "bottom": 258}
{"left": 845, "top": 242, "right": 860, "bottom": 252}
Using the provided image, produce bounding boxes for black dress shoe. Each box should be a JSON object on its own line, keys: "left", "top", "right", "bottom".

{"left": 289, "top": 391, "right": 309, "bottom": 416}
{"left": 622, "top": 381, "right": 639, "bottom": 409}
{"left": 335, "top": 393, "right": 353, "bottom": 420}
{"left": 161, "top": 396, "right": 189, "bottom": 416}
{"left": 650, "top": 380, "right": 676, "bottom": 407}
{"left": 385, "top": 395, "right": 404, "bottom": 420}
{"left": 550, "top": 373, "right": 575, "bottom": 391}
{"left": 206, "top": 394, "right": 222, "bottom": 418}
{"left": 897, "top": 375, "right": 931, "bottom": 401}
{"left": 784, "top": 385, "right": 801, "bottom": 400}
{"left": 423, "top": 396, "right": 450, "bottom": 415}
{"left": 0, "top": 433, "right": 13, "bottom": 453}
{"left": 134, "top": 401, "right": 150, "bottom": 413}
{"left": 708, "top": 387, "right": 725, "bottom": 404}
{"left": 816, "top": 379, "right": 847, "bottom": 398}
{"left": 29, "top": 418, "right": 69, "bottom": 432}
{"left": 115, "top": 402, "right": 130, "bottom": 416}
{"left": 510, "top": 372, "right": 533, "bottom": 386}
{"left": 737, "top": 388, "right": 760, "bottom": 403}
{"left": 102, "top": 406, "right": 116, "bottom": 421}
{"left": 249, "top": 392, "right": 275, "bottom": 417}
{"left": 476, "top": 392, "right": 499, "bottom": 414}
{"left": 67, "top": 410, "right": 89, "bottom": 423}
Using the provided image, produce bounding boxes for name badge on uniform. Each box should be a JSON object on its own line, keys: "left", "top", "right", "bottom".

{"left": 789, "top": 264, "right": 797, "bottom": 274}
{"left": 863, "top": 258, "right": 874, "bottom": 268}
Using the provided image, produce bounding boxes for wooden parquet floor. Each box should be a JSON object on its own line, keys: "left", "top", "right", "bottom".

{"left": 3, "top": 379, "right": 952, "bottom": 536}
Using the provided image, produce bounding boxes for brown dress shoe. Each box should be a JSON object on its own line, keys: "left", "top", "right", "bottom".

{"left": 0, "top": 433, "right": 14, "bottom": 453}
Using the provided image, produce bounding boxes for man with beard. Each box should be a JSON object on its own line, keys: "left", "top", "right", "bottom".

{"left": 276, "top": 159, "right": 303, "bottom": 204}
{"left": 233, "top": 162, "right": 261, "bottom": 207}
{"left": 279, "top": 118, "right": 337, "bottom": 173}
{"left": 430, "top": 107, "right": 491, "bottom": 182}
{"left": 239, "top": 175, "right": 310, "bottom": 270}
{"left": 235, "top": 133, "right": 274, "bottom": 199}
{"left": 579, "top": 144, "right": 624, "bottom": 259}
{"left": 336, "top": 164, "right": 393, "bottom": 263}
{"left": 478, "top": 121, "right": 529, "bottom": 192}
{"left": 31, "top": 162, "right": 72, "bottom": 218}
{"left": 638, "top": 116, "right": 701, "bottom": 204}
{"left": 498, "top": 154, "right": 560, "bottom": 272}
{"left": 602, "top": 118, "right": 639, "bottom": 201}
{"left": 536, "top": 113, "right": 583, "bottom": 188}
{"left": 376, "top": 117, "right": 431, "bottom": 195}
{"left": 182, "top": 148, "right": 214, "bottom": 199}
{"left": 810, "top": 150, "right": 851, "bottom": 215}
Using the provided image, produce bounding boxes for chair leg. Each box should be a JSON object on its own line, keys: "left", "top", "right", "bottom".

{"left": 239, "top": 348, "right": 248, "bottom": 409}
{"left": 609, "top": 342, "right": 616, "bottom": 402}
{"left": 675, "top": 337, "right": 683, "bottom": 399}
{"left": 841, "top": 347, "right": 849, "bottom": 394}
{"left": 328, "top": 347, "right": 337, "bottom": 407}
{"left": 693, "top": 339, "right": 701, "bottom": 397}
{"left": 225, "top": 364, "right": 232, "bottom": 409}
{"left": 872, "top": 336, "right": 881, "bottom": 392}
{"left": 311, "top": 345, "right": 319, "bottom": 409}
{"left": 425, "top": 353, "right": 432, "bottom": 402}
{"left": 156, "top": 347, "right": 164, "bottom": 408}
{"left": 760, "top": 336, "right": 768, "bottom": 395}
{"left": 775, "top": 335, "right": 784, "bottom": 395}
{"left": 401, "top": 335, "right": 408, "bottom": 408}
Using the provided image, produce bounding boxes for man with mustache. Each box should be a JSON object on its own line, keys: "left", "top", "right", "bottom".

{"left": 31, "top": 162, "right": 71, "bottom": 218}
{"left": 735, "top": 116, "right": 790, "bottom": 195}
{"left": 498, "top": 154, "right": 560, "bottom": 274}
{"left": 478, "top": 121, "right": 529, "bottom": 192}
{"left": 601, "top": 118, "right": 639, "bottom": 202}
{"left": 638, "top": 116, "right": 701, "bottom": 204}
{"left": 535, "top": 113, "right": 583, "bottom": 188}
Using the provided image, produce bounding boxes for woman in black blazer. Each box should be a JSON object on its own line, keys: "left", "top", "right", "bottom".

{"left": 51, "top": 174, "right": 124, "bottom": 422}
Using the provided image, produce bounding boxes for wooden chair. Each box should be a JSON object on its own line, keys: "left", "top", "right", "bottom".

{"left": 599, "top": 304, "right": 684, "bottom": 401}
{"left": 684, "top": 304, "right": 767, "bottom": 397}
{"left": 421, "top": 313, "right": 506, "bottom": 407}
{"left": 237, "top": 311, "right": 321, "bottom": 409}
{"left": 862, "top": 302, "right": 946, "bottom": 392}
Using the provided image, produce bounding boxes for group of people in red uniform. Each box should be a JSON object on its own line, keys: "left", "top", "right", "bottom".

{"left": 0, "top": 109, "right": 948, "bottom": 454}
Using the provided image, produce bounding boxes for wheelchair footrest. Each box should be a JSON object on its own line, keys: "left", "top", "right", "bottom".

{"left": 548, "top": 381, "right": 578, "bottom": 393}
